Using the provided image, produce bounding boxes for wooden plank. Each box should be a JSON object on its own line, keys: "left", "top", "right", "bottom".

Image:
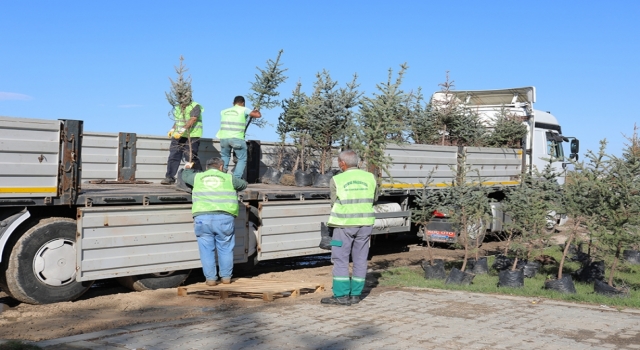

{"left": 177, "top": 278, "right": 324, "bottom": 301}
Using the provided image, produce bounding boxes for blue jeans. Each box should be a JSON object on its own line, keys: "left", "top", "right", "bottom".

{"left": 193, "top": 214, "right": 236, "bottom": 281}
{"left": 220, "top": 138, "right": 247, "bottom": 179}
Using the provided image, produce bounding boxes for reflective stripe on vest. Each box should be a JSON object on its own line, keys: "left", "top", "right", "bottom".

{"left": 327, "top": 169, "right": 376, "bottom": 226}
{"left": 192, "top": 169, "right": 239, "bottom": 216}
{"left": 174, "top": 102, "right": 204, "bottom": 138}
{"left": 216, "top": 105, "right": 247, "bottom": 140}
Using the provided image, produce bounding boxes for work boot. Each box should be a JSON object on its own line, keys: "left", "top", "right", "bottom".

{"left": 320, "top": 296, "right": 351, "bottom": 306}
{"left": 349, "top": 295, "right": 361, "bottom": 304}
{"left": 205, "top": 280, "right": 217, "bottom": 286}
{"left": 221, "top": 277, "right": 231, "bottom": 284}
{"left": 160, "top": 177, "right": 175, "bottom": 185}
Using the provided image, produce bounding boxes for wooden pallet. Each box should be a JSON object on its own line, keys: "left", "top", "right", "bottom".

{"left": 177, "top": 278, "right": 325, "bottom": 301}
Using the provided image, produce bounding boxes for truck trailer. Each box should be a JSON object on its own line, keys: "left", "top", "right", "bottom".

{"left": 0, "top": 86, "right": 577, "bottom": 304}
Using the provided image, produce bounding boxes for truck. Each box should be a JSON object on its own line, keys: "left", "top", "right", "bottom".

{"left": 0, "top": 86, "right": 578, "bottom": 304}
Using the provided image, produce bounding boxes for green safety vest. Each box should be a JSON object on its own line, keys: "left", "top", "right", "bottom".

{"left": 174, "top": 102, "right": 204, "bottom": 138}
{"left": 192, "top": 169, "right": 239, "bottom": 217}
{"left": 327, "top": 169, "right": 377, "bottom": 227}
{"left": 216, "top": 105, "right": 247, "bottom": 140}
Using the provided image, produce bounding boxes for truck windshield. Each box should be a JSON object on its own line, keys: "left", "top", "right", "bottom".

{"left": 546, "top": 132, "right": 565, "bottom": 159}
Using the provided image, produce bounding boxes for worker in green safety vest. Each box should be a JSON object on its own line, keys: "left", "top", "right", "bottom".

{"left": 181, "top": 157, "right": 247, "bottom": 285}
{"left": 216, "top": 96, "right": 261, "bottom": 179}
{"left": 162, "top": 101, "right": 204, "bottom": 185}
{"left": 322, "top": 150, "right": 378, "bottom": 306}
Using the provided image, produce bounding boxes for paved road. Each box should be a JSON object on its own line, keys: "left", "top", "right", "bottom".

{"left": 34, "top": 289, "right": 640, "bottom": 350}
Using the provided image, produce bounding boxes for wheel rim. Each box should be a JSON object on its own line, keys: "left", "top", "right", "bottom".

{"left": 33, "top": 238, "right": 77, "bottom": 286}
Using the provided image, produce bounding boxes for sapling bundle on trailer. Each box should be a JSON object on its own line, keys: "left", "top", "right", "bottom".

{"left": 353, "top": 63, "right": 411, "bottom": 177}
{"left": 484, "top": 106, "right": 529, "bottom": 148}
{"left": 408, "top": 89, "right": 440, "bottom": 145}
{"left": 307, "top": 70, "right": 360, "bottom": 179}
{"left": 280, "top": 83, "right": 313, "bottom": 178}
{"left": 165, "top": 56, "right": 194, "bottom": 161}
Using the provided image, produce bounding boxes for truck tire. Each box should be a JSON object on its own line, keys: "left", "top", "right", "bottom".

{"left": 5, "top": 218, "right": 94, "bottom": 304}
{"left": 116, "top": 270, "right": 191, "bottom": 291}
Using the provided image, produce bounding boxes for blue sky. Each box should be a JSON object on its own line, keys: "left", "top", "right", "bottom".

{"left": 1, "top": 1, "right": 638, "bottom": 157}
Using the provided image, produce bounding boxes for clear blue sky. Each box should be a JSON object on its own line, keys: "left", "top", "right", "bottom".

{"left": 1, "top": 1, "right": 638, "bottom": 157}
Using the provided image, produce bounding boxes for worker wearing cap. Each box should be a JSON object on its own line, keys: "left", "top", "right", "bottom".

{"left": 322, "top": 150, "right": 378, "bottom": 306}
{"left": 217, "top": 96, "right": 261, "bottom": 179}
{"left": 162, "top": 101, "right": 204, "bottom": 185}
{"left": 182, "top": 157, "right": 247, "bottom": 285}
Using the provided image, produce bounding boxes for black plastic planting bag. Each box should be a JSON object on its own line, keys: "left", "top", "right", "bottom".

{"left": 261, "top": 167, "right": 282, "bottom": 184}
{"left": 445, "top": 267, "right": 475, "bottom": 285}
{"left": 594, "top": 279, "right": 629, "bottom": 298}
{"left": 523, "top": 262, "right": 541, "bottom": 278}
{"left": 574, "top": 260, "right": 605, "bottom": 283}
{"left": 174, "top": 169, "right": 193, "bottom": 193}
{"left": 544, "top": 275, "right": 577, "bottom": 294}
{"left": 623, "top": 250, "right": 640, "bottom": 265}
{"left": 421, "top": 259, "right": 446, "bottom": 280}
{"left": 469, "top": 257, "right": 489, "bottom": 275}
{"left": 498, "top": 269, "right": 525, "bottom": 288}
{"left": 492, "top": 255, "right": 512, "bottom": 271}
{"left": 313, "top": 173, "right": 333, "bottom": 188}
{"left": 294, "top": 170, "right": 314, "bottom": 187}
{"left": 319, "top": 222, "right": 333, "bottom": 250}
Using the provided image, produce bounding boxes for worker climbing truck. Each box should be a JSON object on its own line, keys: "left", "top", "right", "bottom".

{"left": 0, "top": 86, "right": 578, "bottom": 304}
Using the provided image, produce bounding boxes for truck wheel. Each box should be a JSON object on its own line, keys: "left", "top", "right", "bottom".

{"left": 116, "top": 270, "right": 191, "bottom": 291}
{"left": 5, "top": 218, "right": 94, "bottom": 304}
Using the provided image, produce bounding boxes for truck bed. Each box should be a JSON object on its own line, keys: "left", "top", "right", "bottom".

{"left": 77, "top": 182, "right": 331, "bottom": 206}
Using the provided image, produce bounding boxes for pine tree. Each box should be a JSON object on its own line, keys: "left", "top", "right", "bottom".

{"left": 277, "top": 82, "right": 309, "bottom": 171}
{"left": 246, "top": 50, "right": 288, "bottom": 132}
{"left": 484, "top": 106, "right": 528, "bottom": 148}
{"left": 430, "top": 72, "right": 485, "bottom": 146}
{"left": 586, "top": 139, "right": 640, "bottom": 287}
{"left": 441, "top": 153, "right": 492, "bottom": 271}
{"left": 165, "top": 56, "right": 194, "bottom": 161}
{"left": 408, "top": 90, "right": 440, "bottom": 145}
{"left": 354, "top": 63, "right": 411, "bottom": 176}
{"left": 307, "top": 70, "right": 360, "bottom": 174}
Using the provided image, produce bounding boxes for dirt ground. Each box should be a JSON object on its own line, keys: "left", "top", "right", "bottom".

{"left": 0, "top": 235, "right": 509, "bottom": 342}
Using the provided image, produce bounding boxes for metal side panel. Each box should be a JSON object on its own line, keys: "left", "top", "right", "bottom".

{"left": 134, "top": 135, "right": 226, "bottom": 182}
{"left": 465, "top": 147, "right": 522, "bottom": 184}
{"left": 76, "top": 204, "right": 248, "bottom": 281}
{"left": 81, "top": 132, "right": 119, "bottom": 181}
{"left": 383, "top": 144, "right": 459, "bottom": 186}
{"left": 0, "top": 116, "right": 61, "bottom": 197}
{"left": 257, "top": 200, "right": 330, "bottom": 261}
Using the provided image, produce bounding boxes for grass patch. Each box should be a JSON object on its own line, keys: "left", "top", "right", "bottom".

{"left": 0, "top": 341, "right": 41, "bottom": 350}
{"left": 380, "top": 248, "right": 640, "bottom": 309}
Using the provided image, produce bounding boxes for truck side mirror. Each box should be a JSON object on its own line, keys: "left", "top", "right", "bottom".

{"left": 569, "top": 153, "right": 579, "bottom": 161}
{"left": 570, "top": 139, "right": 579, "bottom": 154}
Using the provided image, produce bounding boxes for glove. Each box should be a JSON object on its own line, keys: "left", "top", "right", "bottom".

{"left": 167, "top": 128, "right": 175, "bottom": 138}
{"left": 172, "top": 127, "right": 187, "bottom": 139}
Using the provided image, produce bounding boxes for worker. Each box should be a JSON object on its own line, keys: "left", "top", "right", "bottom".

{"left": 181, "top": 157, "right": 247, "bottom": 285}
{"left": 217, "top": 96, "right": 261, "bottom": 179}
{"left": 161, "top": 101, "right": 204, "bottom": 185}
{"left": 322, "top": 150, "right": 378, "bottom": 306}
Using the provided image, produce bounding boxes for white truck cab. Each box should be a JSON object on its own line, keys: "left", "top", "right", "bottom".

{"left": 433, "top": 86, "right": 579, "bottom": 184}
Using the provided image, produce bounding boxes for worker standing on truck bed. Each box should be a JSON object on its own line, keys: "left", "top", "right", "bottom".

{"left": 217, "top": 96, "right": 261, "bottom": 179}
{"left": 182, "top": 158, "right": 247, "bottom": 285}
{"left": 162, "top": 101, "right": 204, "bottom": 185}
{"left": 322, "top": 150, "right": 378, "bottom": 306}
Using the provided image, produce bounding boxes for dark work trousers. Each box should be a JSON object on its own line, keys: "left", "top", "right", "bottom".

{"left": 331, "top": 226, "right": 373, "bottom": 296}
{"left": 165, "top": 137, "right": 201, "bottom": 180}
